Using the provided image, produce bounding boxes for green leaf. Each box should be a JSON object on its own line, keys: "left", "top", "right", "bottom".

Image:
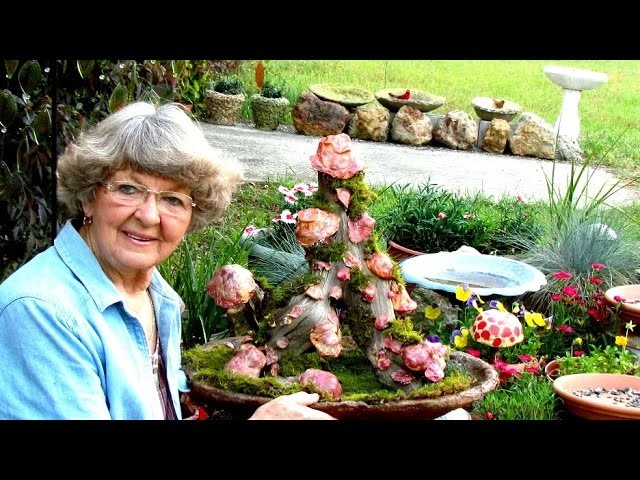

{"left": 76, "top": 60, "right": 95, "bottom": 79}
{"left": 0, "top": 89, "right": 17, "bottom": 129}
{"left": 4, "top": 60, "right": 19, "bottom": 80}
{"left": 108, "top": 83, "right": 129, "bottom": 113}
{"left": 18, "top": 60, "right": 42, "bottom": 94}
{"left": 32, "top": 109, "right": 51, "bottom": 142}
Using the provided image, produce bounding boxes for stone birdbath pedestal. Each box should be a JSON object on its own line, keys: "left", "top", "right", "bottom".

{"left": 543, "top": 65, "right": 608, "bottom": 144}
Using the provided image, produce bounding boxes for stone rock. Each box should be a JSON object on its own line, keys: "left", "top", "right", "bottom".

{"left": 390, "top": 105, "right": 433, "bottom": 146}
{"left": 291, "top": 92, "right": 350, "bottom": 137}
{"left": 348, "top": 102, "right": 390, "bottom": 142}
{"left": 509, "top": 112, "right": 555, "bottom": 160}
{"left": 555, "top": 134, "right": 584, "bottom": 163}
{"left": 409, "top": 286, "right": 460, "bottom": 332}
{"left": 432, "top": 110, "right": 478, "bottom": 150}
{"left": 481, "top": 118, "right": 511, "bottom": 154}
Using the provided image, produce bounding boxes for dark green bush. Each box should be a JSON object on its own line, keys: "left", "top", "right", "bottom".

{"left": 212, "top": 77, "right": 244, "bottom": 95}
{"left": 0, "top": 59, "right": 54, "bottom": 281}
{"left": 372, "top": 182, "right": 544, "bottom": 255}
{"left": 1, "top": 59, "right": 191, "bottom": 283}
{"left": 260, "top": 81, "right": 284, "bottom": 99}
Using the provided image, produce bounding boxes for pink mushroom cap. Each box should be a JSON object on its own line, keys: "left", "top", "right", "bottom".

{"left": 470, "top": 309, "right": 524, "bottom": 348}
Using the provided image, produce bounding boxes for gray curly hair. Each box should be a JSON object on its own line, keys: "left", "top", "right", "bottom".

{"left": 56, "top": 101, "right": 243, "bottom": 232}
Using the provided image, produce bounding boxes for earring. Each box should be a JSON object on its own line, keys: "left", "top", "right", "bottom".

{"left": 83, "top": 215, "right": 93, "bottom": 226}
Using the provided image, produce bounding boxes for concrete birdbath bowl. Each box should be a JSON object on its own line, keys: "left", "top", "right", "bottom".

{"left": 399, "top": 252, "right": 547, "bottom": 297}
{"left": 375, "top": 88, "right": 445, "bottom": 113}
{"left": 543, "top": 64, "right": 608, "bottom": 143}
{"left": 543, "top": 65, "right": 608, "bottom": 91}
{"left": 471, "top": 96, "right": 522, "bottom": 122}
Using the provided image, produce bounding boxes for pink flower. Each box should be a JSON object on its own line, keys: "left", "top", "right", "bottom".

{"left": 556, "top": 325, "right": 574, "bottom": 333}
{"left": 553, "top": 271, "right": 573, "bottom": 280}
{"left": 437, "top": 212, "right": 447, "bottom": 219}
{"left": 516, "top": 194, "right": 524, "bottom": 202}
{"left": 561, "top": 285, "right": 578, "bottom": 297}
{"left": 589, "top": 277, "right": 603, "bottom": 285}
{"left": 591, "top": 263, "right": 605, "bottom": 271}
{"left": 273, "top": 209, "right": 297, "bottom": 224}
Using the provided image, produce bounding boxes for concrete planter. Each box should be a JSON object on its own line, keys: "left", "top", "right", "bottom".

{"left": 204, "top": 90, "right": 245, "bottom": 126}
{"left": 250, "top": 94, "right": 289, "bottom": 131}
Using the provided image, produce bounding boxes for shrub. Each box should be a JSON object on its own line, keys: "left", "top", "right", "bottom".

{"left": 260, "top": 81, "right": 284, "bottom": 99}
{"left": 212, "top": 77, "right": 244, "bottom": 95}
{"left": 371, "top": 182, "right": 540, "bottom": 255}
{"left": 0, "top": 60, "right": 54, "bottom": 282}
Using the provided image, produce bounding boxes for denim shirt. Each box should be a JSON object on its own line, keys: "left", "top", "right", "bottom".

{"left": 0, "top": 220, "right": 187, "bottom": 419}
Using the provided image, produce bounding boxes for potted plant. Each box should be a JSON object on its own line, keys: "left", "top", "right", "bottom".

{"left": 250, "top": 80, "right": 289, "bottom": 131}
{"left": 203, "top": 75, "right": 245, "bottom": 125}
{"left": 249, "top": 61, "right": 289, "bottom": 131}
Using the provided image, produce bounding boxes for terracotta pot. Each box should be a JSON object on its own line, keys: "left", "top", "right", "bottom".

{"left": 604, "top": 284, "right": 640, "bottom": 326}
{"left": 387, "top": 240, "right": 425, "bottom": 261}
{"left": 553, "top": 373, "right": 640, "bottom": 420}
{"left": 545, "top": 359, "right": 561, "bottom": 381}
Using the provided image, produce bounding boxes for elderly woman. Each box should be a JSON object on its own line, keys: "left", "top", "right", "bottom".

{"left": 0, "top": 101, "right": 334, "bottom": 420}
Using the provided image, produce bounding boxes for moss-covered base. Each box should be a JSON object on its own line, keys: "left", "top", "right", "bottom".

{"left": 183, "top": 344, "right": 499, "bottom": 420}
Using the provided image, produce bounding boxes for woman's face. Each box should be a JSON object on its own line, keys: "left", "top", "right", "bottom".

{"left": 82, "top": 169, "right": 193, "bottom": 278}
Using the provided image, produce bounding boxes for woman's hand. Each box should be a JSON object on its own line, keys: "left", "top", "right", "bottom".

{"left": 249, "top": 391, "right": 336, "bottom": 420}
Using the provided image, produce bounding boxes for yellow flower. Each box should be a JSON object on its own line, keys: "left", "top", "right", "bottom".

{"left": 615, "top": 335, "right": 628, "bottom": 347}
{"left": 470, "top": 297, "right": 485, "bottom": 314}
{"left": 524, "top": 311, "right": 547, "bottom": 328}
{"left": 573, "top": 337, "right": 583, "bottom": 346}
{"left": 493, "top": 301, "right": 508, "bottom": 312}
{"left": 454, "top": 328, "right": 469, "bottom": 349}
{"left": 424, "top": 304, "right": 442, "bottom": 320}
{"left": 455, "top": 285, "right": 472, "bottom": 302}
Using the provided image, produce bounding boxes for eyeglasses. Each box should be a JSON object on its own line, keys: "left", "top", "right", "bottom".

{"left": 102, "top": 180, "right": 196, "bottom": 217}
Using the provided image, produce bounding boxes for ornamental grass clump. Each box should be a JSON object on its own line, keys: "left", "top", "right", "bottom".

{"left": 512, "top": 206, "right": 640, "bottom": 314}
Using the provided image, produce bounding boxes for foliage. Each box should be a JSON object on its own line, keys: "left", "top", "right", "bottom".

{"left": 259, "top": 80, "right": 285, "bottom": 99}
{"left": 512, "top": 206, "right": 640, "bottom": 313}
{"left": 0, "top": 60, "right": 53, "bottom": 282}
{"left": 471, "top": 372, "right": 561, "bottom": 420}
{"left": 157, "top": 227, "right": 252, "bottom": 348}
{"left": 171, "top": 60, "right": 218, "bottom": 116}
{"left": 241, "top": 182, "right": 317, "bottom": 284}
{"left": 371, "top": 182, "right": 541, "bottom": 255}
{"left": 212, "top": 76, "right": 244, "bottom": 95}
{"left": 555, "top": 343, "right": 639, "bottom": 376}
{"left": 546, "top": 134, "right": 634, "bottom": 228}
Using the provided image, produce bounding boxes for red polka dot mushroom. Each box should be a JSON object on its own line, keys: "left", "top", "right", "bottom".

{"left": 470, "top": 308, "right": 524, "bottom": 359}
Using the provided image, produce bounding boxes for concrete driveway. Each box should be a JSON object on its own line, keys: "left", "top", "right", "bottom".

{"left": 200, "top": 122, "right": 639, "bottom": 206}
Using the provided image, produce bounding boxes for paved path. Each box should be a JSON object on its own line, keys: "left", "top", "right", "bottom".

{"left": 201, "top": 122, "right": 639, "bottom": 205}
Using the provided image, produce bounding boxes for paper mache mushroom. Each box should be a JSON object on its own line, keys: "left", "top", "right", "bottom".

{"left": 470, "top": 308, "right": 524, "bottom": 360}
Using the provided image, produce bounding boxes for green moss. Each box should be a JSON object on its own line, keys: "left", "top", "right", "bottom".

{"left": 348, "top": 268, "right": 372, "bottom": 291}
{"left": 183, "top": 340, "right": 475, "bottom": 403}
{"left": 386, "top": 317, "right": 424, "bottom": 344}
{"left": 277, "top": 349, "right": 326, "bottom": 376}
{"left": 310, "top": 241, "right": 347, "bottom": 263}
{"left": 330, "top": 173, "right": 377, "bottom": 219}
